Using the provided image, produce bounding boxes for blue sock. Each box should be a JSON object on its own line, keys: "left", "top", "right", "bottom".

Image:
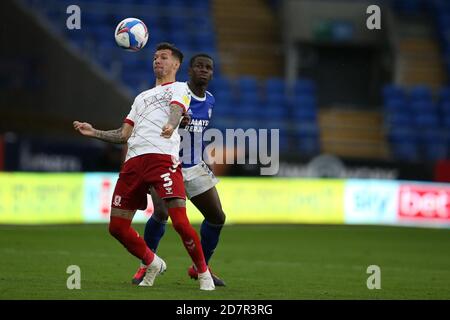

{"left": 200, "top": 220, "right": 223, "bottom": 264}
{"left": 144, "top": 215, "right": 167, "bottom": 253}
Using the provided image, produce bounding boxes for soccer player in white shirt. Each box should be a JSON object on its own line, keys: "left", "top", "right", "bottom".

{"left": 132, "top": 54, "right": 226, "bottom": 287}
{"left": 73, "top": 43, "right": 214, "bottom": 291}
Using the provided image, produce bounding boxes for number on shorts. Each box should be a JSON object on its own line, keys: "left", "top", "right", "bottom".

{"left": 160, "top": 172, "right": 173, "bottom": 195}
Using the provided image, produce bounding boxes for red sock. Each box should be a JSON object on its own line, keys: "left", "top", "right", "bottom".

{"left": 169, "top": 206, "right": 207, "bottom": 273}
{"left": 109, "top": 216, "right": 154, "bottom": 265}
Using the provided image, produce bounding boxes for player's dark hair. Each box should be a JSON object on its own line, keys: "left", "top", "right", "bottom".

{"left": 189, "top": 53, "right": 214, "bottom": 67}
{"left": 155, "top": 42, "right": 184, "bottom": 63}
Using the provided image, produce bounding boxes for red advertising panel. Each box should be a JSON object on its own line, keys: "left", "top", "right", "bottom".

{"left": 399, "top": 184, "right": 450, "bottom": 221}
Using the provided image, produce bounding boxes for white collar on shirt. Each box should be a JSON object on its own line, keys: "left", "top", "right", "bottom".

{"left": 187, "top": 83, "right": 207, "bottom": 102}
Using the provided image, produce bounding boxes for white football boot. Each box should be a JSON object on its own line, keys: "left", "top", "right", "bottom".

{"left": 138, "top": 254, "right": 167, "bottom": 287}
{"left": 198, "top": 269, "right": 216, "bottom": 291}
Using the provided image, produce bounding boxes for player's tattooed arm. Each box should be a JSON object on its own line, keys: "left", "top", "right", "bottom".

{"left": 94, "top": 127, "right": 125, "bottom": 144}
{"left": 73, "top": 121, "right": 132, "bottom": 144}
{"left": 167, "top": 103, "right": 184, "bottom": 127}
{"left": 161, "top": 103, "right": 184, "bottom": 138}
{"left": 94, "top": 123, "right": 133, "bottom": 144}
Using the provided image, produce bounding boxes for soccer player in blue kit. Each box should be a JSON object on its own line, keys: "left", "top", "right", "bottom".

{"left": 132, "top": 53, "right": 227, "bottom": 286}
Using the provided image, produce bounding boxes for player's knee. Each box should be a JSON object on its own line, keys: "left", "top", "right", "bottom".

{"left": 206, "top": 208, "right": 226, "bottom": 225}
{"left": 210, "top": 210, "right": 226, "bottom": 224}
{"left": 214, "top": 210, "right": 226, "bottom": 225}
{"left": 152, "top": 204, "right": 169, "bottom": 222}
{"left": 166, "top": 197, "right": 186, "bottom": 208}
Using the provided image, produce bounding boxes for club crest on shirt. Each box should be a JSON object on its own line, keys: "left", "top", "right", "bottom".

{"left": 113, "top": 195, "right": 122, "bottom": 207}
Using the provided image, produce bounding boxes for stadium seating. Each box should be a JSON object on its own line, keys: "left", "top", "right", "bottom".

{"left": 383, "top": 80, "right": 450, "bottom": 163}
{"left": 24, "top": 0, "right": 218, "bottom": 94}
{"left": 409, "top": 85, "right": 433, "bottom": 102}
{"left": 21, "top": 0, "right": 321, "bottom": 158}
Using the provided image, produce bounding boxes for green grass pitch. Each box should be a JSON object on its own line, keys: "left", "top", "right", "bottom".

{"left": 0, "top": 224, "right": 449, "bottom": 299}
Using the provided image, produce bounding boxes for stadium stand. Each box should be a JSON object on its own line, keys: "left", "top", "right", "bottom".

{"left": 8, "top": 0, "right": 450, "bottom": 166}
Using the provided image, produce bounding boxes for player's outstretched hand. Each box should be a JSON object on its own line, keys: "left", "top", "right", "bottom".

{"left": 73, "top": 121, "right": 95, "bottom": 137}
{"left": 161, "top": 123, "right": 175, "bottom": 138}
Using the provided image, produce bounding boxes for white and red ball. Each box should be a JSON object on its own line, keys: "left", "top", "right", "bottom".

{"left": 114, "top": 18, "right": 148, "bottom": 51}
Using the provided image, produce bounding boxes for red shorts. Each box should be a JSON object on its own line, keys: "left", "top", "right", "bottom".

{"left": 111, "top": 153, "right": 185, "bottom": 210}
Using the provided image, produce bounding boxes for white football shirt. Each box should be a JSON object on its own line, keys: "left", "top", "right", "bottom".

{"left": 124, "top": 81, "right": 191, "bottom": 161}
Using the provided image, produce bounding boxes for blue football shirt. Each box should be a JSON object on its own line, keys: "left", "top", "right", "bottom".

{"left": 179, "top": 88, "right": 215, "bottom": 168}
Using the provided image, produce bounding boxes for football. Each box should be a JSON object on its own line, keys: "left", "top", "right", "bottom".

{"left": 114, "top": 18, "right": 149, "bottom": 51}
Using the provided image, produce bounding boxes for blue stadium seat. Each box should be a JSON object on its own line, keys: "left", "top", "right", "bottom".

{"left": 292, "top": 79, "right": 316, "bottom": 96}
{"left": 410, "top": 100, "right": 436, "bottom": 113}
{"left": 296, "top": 137, "right": 320, "bottom": 157}
{"left": 261, "top": 100, "right": 288, "bottom": 118}
{"left": 213, "top": 90, "right": 232, "bottom": 104}
{"left": 437, "top": 13, "right": 450, "bottom": 30}
{"left": 389, "top": 126, "right": 419, "bottom": 161}
{"left": 438, "top": 87, "right": 450, "bottom": 103}
{"left": 239, "top": 92, "right": 259, "bottom": 105}
{"left": 121, "top": 72, "right": 151, "bottom": 95}
{"left": 385, "top": 111, "right": 413, "bottom": 127}
{"left": 292, "top": 108, "right": 317, "bottom": 122}
{"left": 120, "top": 56, "right": 143, "bottom": 72}
{"left": 414, "top": 113, "right": 440, "bottom": 128}
{"left": 294, "top": 122, "right": 320, "bottom": 137}
{"left": 291, "top": 95, "right": 316, "bottom": 109}
{"left": 192, "top": 32, "right": 216, "bottom": 51}
{"left": 265, "top": 77, "right": 286, "bottom": 96}
{"left": 90, "top": 25, "right": 113, "bottom": 42}
{"left": 65, "top": 29, "right": 89, "bottom": 50}
{"left": 188, "top": 16, "right": 214, "bottom": 31}
{"left": 237, "top": 76, "right": 259, "bottom": 93}
{"left": 134, "top": 0, "right": 165, "bottom": 5}
{"left": 419, "top": 130, "right": 448, "bottom": 162}
{"left": 382, "top": 84, "right": 406, "bottom": 102}
{"left": 409, "top": 85, "right": 433, "bottom": 102}
{"left": 384, "top": 98, "right": 407, "bottom": 113}
{"left": 278, "top": 131, "right": 290, "bottom": 153}
{"left": 147, "top": 28, "right": 167, "bottom": 46}
{"left": 423, "top": 143, "right": 448, "bottom": 162}
{"left": 391, "top": 141, "right": 420, "bottom": 162}
{"left": 388, "top": 126, "right": 417, "bottom": 142}
{"left": 392, "top": 0, "right": 424, "bottom": 15}
{"left": 167, "top": 31, "right": 193, "bottom": 49}
{"left": 230, "top": 102, "right": 258, "bottom": 119}
{"left": 190, "top": 0, "right": 211, "bottom": 11}
{"left": 266, "top": 91, "right": 286, "bottom": 104}
{"left": 83, "top": 12, "right": 108, "bottom": 26}
{"left": 166, "top": 15, "right": 187, "bottom": 30}
{"left": 163, "top": 0, "right": 187, "bottom": 15}
{"left": 209, "top": 77, "right": 232, "bottom": 94}
{"left": 442, "top": 114, "right": 450, "bottom": 128}
{"left": 94, "top": 40, "right": 116, "bottom": 68}
{"left": 293, "top": 122, "right": 320, "bottom": 157}
{"left": 211, "top": 99, "right": 233, "bottom": 119}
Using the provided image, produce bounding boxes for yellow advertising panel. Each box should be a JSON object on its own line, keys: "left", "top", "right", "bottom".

{"left": 0, "top": 173, "right": 84, "bottom": 224}
{"left": 186, "top": 178, "right": 345, "bottom": 224}
{"left": 0, "top": 173, "right": 344, "bottom": 225}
